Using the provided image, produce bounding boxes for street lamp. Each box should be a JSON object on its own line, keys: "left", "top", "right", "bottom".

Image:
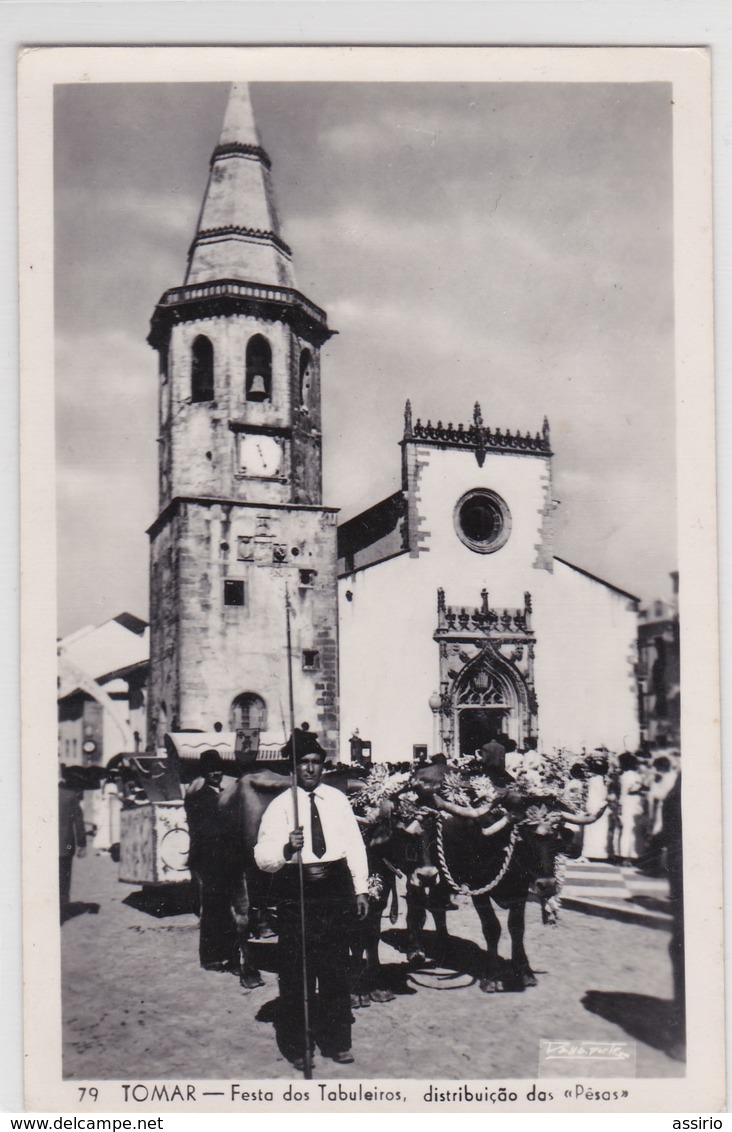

{"left": 428, "top": 691, "right": 443, "bottom": 756}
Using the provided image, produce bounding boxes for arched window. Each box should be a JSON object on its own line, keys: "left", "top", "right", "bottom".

{"left": 246, "top": 335, "right": 272, "bottom": 402}
{"left": 299, "top": 348, "right": 312, "bottom": 406}
{"left": 230, "top": 693, "right": 268, "bottom": 733}
{"left": 191, "top": 335, "right": 214, "bottom": 402}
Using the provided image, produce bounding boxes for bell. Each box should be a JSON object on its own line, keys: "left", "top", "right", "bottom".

{"left": 248, "top": 373, "right": 267, "bottom": 397}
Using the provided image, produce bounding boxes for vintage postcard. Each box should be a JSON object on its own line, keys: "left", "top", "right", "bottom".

{"left": 19, "top": 45, "right": 723, "bottom": 1112}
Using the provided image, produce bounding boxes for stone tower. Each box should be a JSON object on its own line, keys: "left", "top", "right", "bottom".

{"left": 146, "top": 83, "right": 339, "bottom": 755}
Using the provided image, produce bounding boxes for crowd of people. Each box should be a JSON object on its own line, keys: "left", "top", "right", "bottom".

{"left": 59, "top": 733, "right": 682, "bottom": 1067}
{"left": 512, "top": 746, "right": 681, "bottom": 871}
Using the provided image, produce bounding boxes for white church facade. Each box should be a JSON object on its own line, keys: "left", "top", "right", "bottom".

{"left": 338, "top": 405, "right": 639, "bottom": 762}
{"left": 144, "top": 83, "right": 640, "bottom": 765}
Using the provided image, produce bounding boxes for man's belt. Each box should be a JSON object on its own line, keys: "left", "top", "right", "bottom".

{"left": 285, "top": 859, "right": 348, "bottom": 883}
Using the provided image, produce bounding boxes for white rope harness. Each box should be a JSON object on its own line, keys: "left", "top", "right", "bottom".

{"left": 436, "top": 814, "right": 518, "bottom": 897}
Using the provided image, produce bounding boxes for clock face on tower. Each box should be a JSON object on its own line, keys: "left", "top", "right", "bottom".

{"left": 238, "top": 434, "right": 284, "bottom": 478}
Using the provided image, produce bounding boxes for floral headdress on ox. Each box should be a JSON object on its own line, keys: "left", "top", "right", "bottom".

{"left": 520, "top": 802, "right": 566, "bottom": 830}
{"left": 509, "top": 750, "right": 589, "bottom": 812}
{"left": 348, "top": 763, "right": 412, "bottom": 827}
{"left": 439, "top": 750, "right": 585, "bottom": 812}
{"left": 347, "top": 751, "right": 593, "bottom": 831}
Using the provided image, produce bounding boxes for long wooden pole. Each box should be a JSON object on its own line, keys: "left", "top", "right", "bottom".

{"left": 285, "top": 585, "right": 312, "bottom": 1080}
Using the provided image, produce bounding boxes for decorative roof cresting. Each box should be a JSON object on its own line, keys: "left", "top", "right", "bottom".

{"left": 403, "top": 400, "right": 552, "bottom": 461}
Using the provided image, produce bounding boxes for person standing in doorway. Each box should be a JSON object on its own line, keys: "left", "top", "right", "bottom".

{"left": 478, "top": 737, "right": 514, "bottom": 787}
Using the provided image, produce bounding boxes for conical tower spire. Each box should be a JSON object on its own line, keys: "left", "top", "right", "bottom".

{"left": 219, "top": 80, "right": 260, "bottom": 147}
{"left": 185, "top": 82, "right": 295, "bottom": 289}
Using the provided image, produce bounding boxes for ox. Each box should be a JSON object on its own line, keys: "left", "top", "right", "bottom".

{"left": 215, "top": 768, "right": 291, "bottom": 989}
{"left": 347, "top": 783, "right": 455, "bottom": 1005}
{"left": 348, "top": 798, "right": 409, "bottom": 1007}
{"left": 404, "top": 768, "right": 603, "bottom": 993}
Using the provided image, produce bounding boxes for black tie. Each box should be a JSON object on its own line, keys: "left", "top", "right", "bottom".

{"left": 309, "top": 793, "right": 326, "bottom": 858}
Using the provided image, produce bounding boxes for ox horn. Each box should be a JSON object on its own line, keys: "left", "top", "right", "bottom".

{"left": 434, "top": 796, "right": 493, "bottom": 821}
{"left": 480, "top": 815, "right": 510, "bottom": 838}
{"left": 562, "top": 804, "right": 608, "bottom": 827}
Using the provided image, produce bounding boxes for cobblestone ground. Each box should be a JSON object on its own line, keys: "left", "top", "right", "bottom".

{"left": 62, "top": 851, "right": 684, "bottom": 1082}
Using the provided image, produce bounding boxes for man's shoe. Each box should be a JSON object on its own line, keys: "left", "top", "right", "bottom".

{"left": 331, "top": 1050, "right": 354, "bottom": 1064}
{"left": 290, "top": 1052, "right": 315, "bottom": 1072}
{"left": 239, "top": 969, "right": 265, "bottom": 990}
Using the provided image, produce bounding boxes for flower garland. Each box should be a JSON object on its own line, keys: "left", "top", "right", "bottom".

{"left": 348, "top": 751, "right": 591, "bottom": 835}
{"left": 367, "top": 873, "right": 385, "bottom": 901}
{"left": 439, "top": 770, "right": 473, "bottom": 807}
{"left": 349, "top": 764, "right": 411, "bottom": 822}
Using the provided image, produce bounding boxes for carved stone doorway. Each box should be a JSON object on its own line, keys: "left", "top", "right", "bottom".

{"left": 435, "top": 589, "right": 537, "bottom": 757}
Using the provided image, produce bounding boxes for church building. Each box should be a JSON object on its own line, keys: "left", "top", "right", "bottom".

{"left": 338, "top": 405, "right": 639, "bottom": 761}
{"left": 145, "top": 83, "right": 640, "bottom": 765}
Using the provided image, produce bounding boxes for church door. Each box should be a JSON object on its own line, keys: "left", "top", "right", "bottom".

{"left": 458, "top": 707, "right": 509, "bottom": 755}
{"left": 453, "top": 660, "right": 519, "bottom": 756}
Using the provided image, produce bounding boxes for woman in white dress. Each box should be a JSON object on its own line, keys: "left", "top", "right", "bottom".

{"left": 648, "top": 756, "right": 677, "bottom": 837}
{"left": 618, "top": 752, "right": 647, "bottom": 864}
{"left": 92, "top": 770, "right": 122, "bottom": 854}
{"left": 582, "top": 755, "right": 610, "bottom": 860}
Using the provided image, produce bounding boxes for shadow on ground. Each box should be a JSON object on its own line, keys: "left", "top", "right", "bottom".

{"left": 631, "top": 895, "right": 671, "bottom": 914}
{"left": 382, "top": 928, "right": 542, "bottom": 993}
{"left": 356, "top": 960, "right": 420, "bottom": 998}
{"left": 122, "top": 885, "right": 197, "bottom": 918}
{"left": 61, "top": 902, "right": 100, "bottom": 924}
{"left": 582, "top": 990, "right": 686, "bottom": 1061}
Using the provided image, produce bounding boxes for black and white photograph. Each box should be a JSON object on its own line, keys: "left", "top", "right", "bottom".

{"left": 19, "top": 46, "right": 723, "bottom": 1112}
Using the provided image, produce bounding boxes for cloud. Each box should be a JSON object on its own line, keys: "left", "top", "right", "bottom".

{"left": 55, "top": 331, "right": 158, "bottom": 470}
{"left": 55, "top": 329, "right": 157, "bottom": 634}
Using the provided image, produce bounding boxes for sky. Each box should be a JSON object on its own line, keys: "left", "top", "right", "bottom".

{"left": 54, "top": 80, "right": 676, "bottom": 637}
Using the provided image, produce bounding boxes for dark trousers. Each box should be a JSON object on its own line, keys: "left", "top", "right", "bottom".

{"left": 275, "top": 861, "right": 356, "bottom": 1059}
{"left": 193, "top": 847, "right": 257, "bottom": 969}
{"left": 193, "top": 866, "right": 236, "bottom": 966}
{"left": 59, "top": 856, "right": 73, "bottom": 914}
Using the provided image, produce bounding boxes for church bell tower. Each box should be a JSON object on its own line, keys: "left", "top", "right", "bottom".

{"left": 146, "top": 83, "right": 339, "bottom": 755}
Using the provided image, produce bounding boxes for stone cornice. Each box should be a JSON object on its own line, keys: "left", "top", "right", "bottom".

{"left": 210, "top": 142, "right": 272, "bottom": 170}
{"left": 148, "top": 278, "right": 335, "bottom": 350}
{"left": 189, "top": 226, "right": 292, "bottom": 259}
{"left": 227, "top": 420, "right": 291, "bottom": 438}
{"left": 147, "top": 494, "right": 340, "bottom": 540}
{"left": 402, "top": 399, "right": 552, "bottom": 462}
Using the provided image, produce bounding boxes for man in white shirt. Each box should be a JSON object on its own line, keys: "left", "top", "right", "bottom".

{"left": 255, "top": 748, "right": 369, "bottom": 1069}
